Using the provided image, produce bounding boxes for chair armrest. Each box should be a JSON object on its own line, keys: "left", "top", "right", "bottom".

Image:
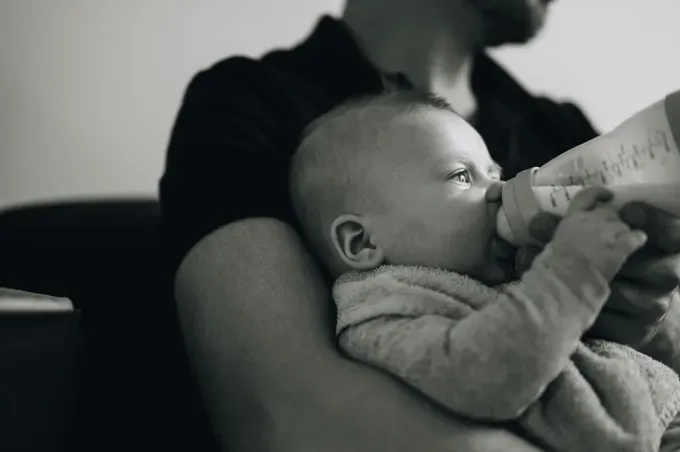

{"left": 0, "top": 310, "right": 82, "bottom": 452}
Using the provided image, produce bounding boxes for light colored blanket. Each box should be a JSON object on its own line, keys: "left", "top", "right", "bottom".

{"left": 334, "top": 264, "right": 680, "bottom": 452}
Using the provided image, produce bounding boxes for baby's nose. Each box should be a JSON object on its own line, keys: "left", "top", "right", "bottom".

{"left": 485, "top": 181, "right": 504, "bottom": 203}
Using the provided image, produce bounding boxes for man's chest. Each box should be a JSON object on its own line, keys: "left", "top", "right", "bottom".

{"left": 476, "top": 100, "right": 567, "bottom": 180}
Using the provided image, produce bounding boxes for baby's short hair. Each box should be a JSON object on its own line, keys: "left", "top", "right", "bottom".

{"left": 299, "top": 90, "right": 454, "bottom": 144}
{"left": 289, "top": 89, "right": 455, "bottom": 270}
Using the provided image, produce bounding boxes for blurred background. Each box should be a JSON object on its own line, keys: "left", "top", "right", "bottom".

{"left": 0, "top": 0, "right": 678, "bottom": 209}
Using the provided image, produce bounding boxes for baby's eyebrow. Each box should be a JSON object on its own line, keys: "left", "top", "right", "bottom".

{"left": 432, "top": 155, "right": 503, "bottom": 177}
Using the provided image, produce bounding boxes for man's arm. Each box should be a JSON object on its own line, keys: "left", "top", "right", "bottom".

{"left": 174, "top": 217, "right": 545, "bottom": 452}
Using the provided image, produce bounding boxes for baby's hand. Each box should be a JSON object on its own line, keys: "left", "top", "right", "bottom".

{"left": 550, "top": 187, "right": 648, "bottom": 282}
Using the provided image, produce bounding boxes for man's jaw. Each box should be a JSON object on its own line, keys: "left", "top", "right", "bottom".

{"left": 475, "top": 0, "right": 553, "bottom": 47}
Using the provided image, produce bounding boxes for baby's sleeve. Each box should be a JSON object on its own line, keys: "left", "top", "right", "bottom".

{"left": 335, "top": 247, "right": 613, "bottom": 421}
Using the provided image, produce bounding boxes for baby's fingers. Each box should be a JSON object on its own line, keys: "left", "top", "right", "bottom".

{"left": 567, "top": 186, "right": 614, "bottom": 215}
{"left": 617, "top": 229, "right": 648, "bottom": 255}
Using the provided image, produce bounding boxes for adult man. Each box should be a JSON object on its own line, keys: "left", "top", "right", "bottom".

{"left": 160, "top": 0, "right": 680, "bottom": 450}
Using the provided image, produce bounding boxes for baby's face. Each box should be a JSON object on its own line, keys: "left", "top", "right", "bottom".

{"left": 363, "top": 110, "right": 515, "bottom": 285}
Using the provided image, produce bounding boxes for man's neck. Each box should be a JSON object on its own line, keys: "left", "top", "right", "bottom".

{"left": 341, "top": 0, "right": 484, "bottom": 118}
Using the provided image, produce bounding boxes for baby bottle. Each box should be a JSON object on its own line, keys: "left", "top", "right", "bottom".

{"left": 497, "top": 90, "right": 680, "bottom": 247}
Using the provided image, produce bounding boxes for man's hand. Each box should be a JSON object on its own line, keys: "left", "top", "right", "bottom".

{"left": 515, "top": 201, "right": 680, "bottom": 348}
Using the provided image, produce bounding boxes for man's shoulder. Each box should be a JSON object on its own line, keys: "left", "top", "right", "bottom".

{"left": 181, "top": 48, "right": 339, "bottom": 141}
{"left": 185, "top": 53, "right": 295, "bottom": 105}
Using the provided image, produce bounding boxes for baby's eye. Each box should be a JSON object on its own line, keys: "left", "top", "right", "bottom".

{"left": 448, "top": 169, "right": 472, "bottom": 185}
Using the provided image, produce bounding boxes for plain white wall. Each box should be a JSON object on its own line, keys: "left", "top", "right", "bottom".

{"left": 0, "top": 0, "right": 678, "bottom": 209}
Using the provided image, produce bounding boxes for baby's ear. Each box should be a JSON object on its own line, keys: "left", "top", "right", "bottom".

{"left": 330, "top": 214, "right": 384, "bottom": 270}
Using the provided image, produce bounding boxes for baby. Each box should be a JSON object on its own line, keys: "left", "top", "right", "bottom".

{"left": 289, "top": 90, "right": 680, "bottom": 452}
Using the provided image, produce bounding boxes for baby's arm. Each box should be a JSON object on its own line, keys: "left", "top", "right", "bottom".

{"left": 339, "top": 247, "right": 608, "bottom": 421}
{"left": 339, "top": 188, "right": 647, "bottom": 421}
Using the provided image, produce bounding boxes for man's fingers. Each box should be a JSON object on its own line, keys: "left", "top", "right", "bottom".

{"left": 618, "top": 229, "right": 647, "bottom": 255}
{"left": 619, "top": 246, "right": 680, "bottom": 290}
{"left": 515, "top": 245, "right": 542, "bottom": 275}
{"left": 527, "top": 212, "right": 561, "bottom": 244}
{"left": 608, "top": 277, "right": 673, "bottom": 322}
{"left": 566, "top": 186, "right": 614, "bottom": 214}
{"left": 620, "top": 202, "right": 680, "bottom": 253}
{"left": 587, "top": 311, "right": 657, "bottom": 348}
{"left": 588, "top": 284, "right": 677, "bottom": 347}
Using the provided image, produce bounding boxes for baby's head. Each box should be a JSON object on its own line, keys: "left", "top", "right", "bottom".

{"left": 290, "top": 90, "right": 515, "bottom": 285}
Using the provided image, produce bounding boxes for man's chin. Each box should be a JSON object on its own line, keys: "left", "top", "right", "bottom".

{"left": 483, "top": 25, "right": 543, "bottom": 48}
{"left": 477, "top": 3, "right": 550, "bottom": 47}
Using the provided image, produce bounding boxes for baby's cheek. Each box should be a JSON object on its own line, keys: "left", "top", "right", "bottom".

{"left": 374, "top": 216, "right": 429, "bottom": 263}
{"left": 449, "top": 215, "right": 495, "bottom": 260}
{"left": 394, "top": 219, "right": 453, "bottom": 266}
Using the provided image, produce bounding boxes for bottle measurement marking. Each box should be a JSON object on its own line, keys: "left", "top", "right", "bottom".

{"left": 547, "top": 130, "right": 674, "bottom": 208}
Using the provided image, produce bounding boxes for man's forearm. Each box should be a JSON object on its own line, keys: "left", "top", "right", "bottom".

{"left": 239, "top": 350, "right": 546, "bottom": 452}
{"left": 174, "top": 218, "right": 546, "bottom": 452}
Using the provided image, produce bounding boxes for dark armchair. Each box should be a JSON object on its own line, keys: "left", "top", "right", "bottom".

{"left": 0, "top": 198, "right": 218, "bottom": 452}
